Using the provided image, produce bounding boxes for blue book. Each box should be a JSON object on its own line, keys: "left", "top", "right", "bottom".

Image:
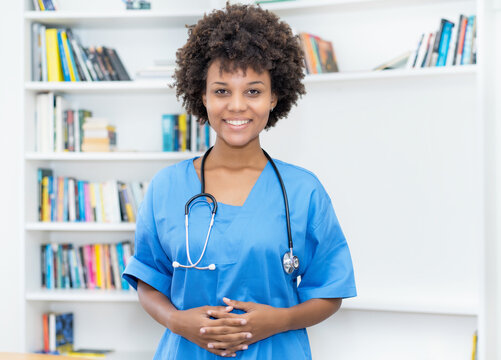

{"left": 436, "top": 20, "right": 454, "bottom": 66}
{"left": 63, "top": 177, "right": 69, "bottom": 222}
{"left": 162, "top": 114, "right": 176, "bottom": 151}
{"left": 65, "top": 35, "right": 80, "bottom": 81}
{"left": 461, "top": 15, "right": 475, "bottom": 65}
{"left": 205, "top": 123, "right": 211, "bottom": 149}
{"left": 46, "top": 244, "right": 53, "bottom": 289}
{"left": 57, "top": 30, "right": 71, "bottom": 81}
{"left": 116, "top": 243, "right": 129, "bottom": 290}
{"left": 42, "top": 0, "right": 55, "bottom": 10}
{"left": 49, "top": 176, "right": 56, "bottom": 222}
{"left": 77, "top": 181, "right": 86, "bottom": 222}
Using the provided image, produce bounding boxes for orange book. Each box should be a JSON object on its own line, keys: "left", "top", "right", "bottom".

{"left": 104, "top": 244, "right": 113, "bottom": 289}
{"left": 42, "top": 313, "right": 49, "bottom": 353}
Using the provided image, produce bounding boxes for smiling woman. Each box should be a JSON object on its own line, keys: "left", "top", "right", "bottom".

{"left": 122, "top": 3, "right": 357, "bottom": 359}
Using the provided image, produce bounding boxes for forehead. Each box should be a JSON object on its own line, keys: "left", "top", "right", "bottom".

{"left": 206, "top": 60, "right": 271, "bottom": 83}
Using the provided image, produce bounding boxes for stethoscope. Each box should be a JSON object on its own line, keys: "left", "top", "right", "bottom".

{"left": 172, "top": 146, "right": 300, "bottom": 274}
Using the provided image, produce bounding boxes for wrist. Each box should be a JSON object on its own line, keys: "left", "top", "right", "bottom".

{"left": 276, "top": 307, "right": 292, "bottom": 333}
{"left": 165, "top": 309, "right": 182, "bottom": 334}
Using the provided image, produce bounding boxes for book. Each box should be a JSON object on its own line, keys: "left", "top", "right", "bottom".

{"left": 461, "top": 15, "right": 476, "bottom": 65}
{"left": 373, "top": 51, "right": 411, "bottom": 71}
{"left": 455, "top": 15, "right": 468, "bottom": 65}
{"left": 436, "top": 19, "right": 454, "bottom": 66}
{"left": 45, "top": 29, "right": 64, "bottom": 81}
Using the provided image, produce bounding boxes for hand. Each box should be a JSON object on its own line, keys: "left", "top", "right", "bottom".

{"left": 171, "top": 305, "right": 250, "bottom": 357}
{"left": 204, "top": 297, "right": 288, "bottom": 355}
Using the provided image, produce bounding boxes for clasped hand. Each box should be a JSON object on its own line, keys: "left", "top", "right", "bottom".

{"left": 174, "top": 297, "right": 285, "bottom": 358}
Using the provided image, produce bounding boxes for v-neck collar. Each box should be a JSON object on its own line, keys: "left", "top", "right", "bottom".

{"left": 188, "top": 157, "right": 270, "bottom": 210}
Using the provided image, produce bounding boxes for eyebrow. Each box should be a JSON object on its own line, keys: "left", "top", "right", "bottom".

{"left": 210, "top": 81, "right": 265, "bottom": 86}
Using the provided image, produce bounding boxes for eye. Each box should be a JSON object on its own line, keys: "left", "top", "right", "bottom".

{"left": 247, "top": 89, "right": 261, "bottom": 96}
{"left": 214, "top": 89, "right": 229, "bottom": 95}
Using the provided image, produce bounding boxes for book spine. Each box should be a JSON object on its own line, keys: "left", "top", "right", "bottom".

{"left": 60, "top": 30, "right": 79, "bottom": 81}
{"left": 436, "top": 20, "right": 454, "bottom": 66}
{"left": 56, "top": 30, "right": 71, "bottom": 82}
{"left": 46, "top": 29, "right": 63, "bottom": 82}
{"left": 110, "top": 244, "right": 122, "bottom": 290}
{"left": 162, "top": 114, "right": 176, "bottom": 151}
{"left": 63, "top": 177, "right": 69, "bottom": 222}
{"left": 461, "top": 15, "right": 475, "bottom": 65}
{"left": 109, "top": 48, "right": 131, "bottom": 80}
{"left": 456, "top": 16, "right": 468, "bottom": 65}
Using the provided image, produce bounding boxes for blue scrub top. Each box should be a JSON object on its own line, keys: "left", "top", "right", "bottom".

{"left": 123, "top": 158, "right": 357, "bottom": 359}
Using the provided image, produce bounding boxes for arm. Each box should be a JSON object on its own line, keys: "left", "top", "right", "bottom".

{"left": 137, "top": 280, "right": 251, "bottom": 357}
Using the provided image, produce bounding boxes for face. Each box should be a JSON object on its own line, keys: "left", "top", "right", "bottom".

{"left": 202, "top": 60, "right": 277, "bottom": 149}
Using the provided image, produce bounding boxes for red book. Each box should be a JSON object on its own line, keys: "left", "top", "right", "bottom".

{"left": 456, "top": 16, "right": 468, "bottom": 64}
{"left": 42, "top": 313, "right": 49, "bottom": 353}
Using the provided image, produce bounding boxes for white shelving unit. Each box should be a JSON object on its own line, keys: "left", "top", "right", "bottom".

{"left": 19, "top": 0, "right": 489, "bottom": 358}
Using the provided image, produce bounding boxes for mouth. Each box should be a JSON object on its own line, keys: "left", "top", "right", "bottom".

{"left": 223, "top": 119, "right": 251, "bottom": 126}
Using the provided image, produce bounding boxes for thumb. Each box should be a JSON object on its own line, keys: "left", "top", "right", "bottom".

{"left": 223, "top": 297, "right": 253, "bottom": 311}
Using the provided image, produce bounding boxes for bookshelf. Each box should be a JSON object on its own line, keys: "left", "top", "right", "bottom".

{"left": 18, "top": 0, "right": 489, "bottom": 359}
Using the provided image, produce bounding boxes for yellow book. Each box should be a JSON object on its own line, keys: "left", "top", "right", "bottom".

{"left": 178, "top": 113, "right": 187, "bottom": 151}
{"left": 95, "top": 244, "right": 103, "bottom": 289}
{"left": 45, "top": 28, "right": 64, "bottom": 82}
{"left": 60, "top": 30, "right": 77, "bottom": 81}
{"left": 99, "top": 183, "right": 107, "bottom": 223}
{"left": 38, "top": 0, "right": 45, "bottom": 10}
{"left": 471, "top": 330, "right": 478, "bottom": 360}
{"left": 42, "top": 176, "right": 50, "bottom": 222}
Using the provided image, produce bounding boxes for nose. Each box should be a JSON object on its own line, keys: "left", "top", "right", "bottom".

{"left": 227, "top": 93, "right": 247, "bottom": 112}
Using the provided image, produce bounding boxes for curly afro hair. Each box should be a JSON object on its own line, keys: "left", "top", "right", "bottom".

{"left": 174, "top": 3, "right": 306, "bottom": 129}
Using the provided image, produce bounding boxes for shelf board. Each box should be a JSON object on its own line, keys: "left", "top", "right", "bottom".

{"left": 260, "top": 0, "right": 473, "bottom": 14}
{"left": 26, "top": 289, "right": 138, "bottom": 302}
{"left": 24, "top": 10, "right": 203, "bottom": 28}
{"left": 25, "top": 222, "right": 136, "bottom": 231}
{"left": 342, "top": 297, "right": 478, "bottom": 316}
{"left": 24, "top": 80, "right": 174, "bottom": 93}
{"left": 25, "top": 151, "right": 202, "bottom": 161}
{"left": 303, "top": 65, "right": 477, "bottom": 83}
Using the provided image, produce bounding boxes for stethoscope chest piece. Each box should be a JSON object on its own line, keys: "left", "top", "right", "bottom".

{"left": 282, "top": 250, "right": 299, "bottom": 274}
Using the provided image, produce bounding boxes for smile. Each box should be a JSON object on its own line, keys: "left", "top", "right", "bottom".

{"left": 224, "top": 119, "right": 251, "bottom": 126}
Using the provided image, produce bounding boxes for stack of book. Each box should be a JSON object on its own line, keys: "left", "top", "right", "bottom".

{"left": 41, "top": 312, "right": 73, "bottom": 354}
{"left": 38, "top": 168, "right": 148, "bottom": 223}
{"left": 41, "top": 241, "right": 133, "bottom": 291}
{"left": 162, "top": 113, "right": 211, "bottom": 152}
{"left": 299, "top": 32, "right": 339, "bottom": 74}
{"left": 35, "top": 92, "right": 92, "bottom": 153}
{"left": 33, "top": 0, "right": 59, "bottom": 11}
{"left": 81, "top": 118, "right": 117, "bottom": 152}
{"left": 32, "top": 25, "right": 131, "bottom": 82}
{"left": 407, "top": 15, "right": 477, "bottom": 69}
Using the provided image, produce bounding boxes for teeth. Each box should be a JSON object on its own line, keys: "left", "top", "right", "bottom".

{"left": 226, "top": 120, "right": 250, "bottom": 126}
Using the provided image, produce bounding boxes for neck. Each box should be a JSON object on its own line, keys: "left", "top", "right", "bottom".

{"left": 208, "top": 138, "right": 266, "bottom": 168}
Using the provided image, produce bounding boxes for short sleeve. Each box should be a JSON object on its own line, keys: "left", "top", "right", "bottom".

{"left": 122, "top": 177, "right": 173, "bottom": 298}
{"left": 297, "top": 184, "right": 357, "bottom": 302}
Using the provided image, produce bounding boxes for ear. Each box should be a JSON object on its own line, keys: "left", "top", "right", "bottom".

{"left": 271, "top": 93, "right": 278, "bottom": 110}
{"left": 202, "top": 93, "right": 207, "bottom": 107}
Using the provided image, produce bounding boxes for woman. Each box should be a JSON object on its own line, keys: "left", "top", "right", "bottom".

{"left": 123, "top": 4, "right": 356, "bottom": 359}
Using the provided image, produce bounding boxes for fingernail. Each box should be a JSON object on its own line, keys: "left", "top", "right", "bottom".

{"left": 200, "top": 328, "right": 206, "bottom": 334}
{"left": 240, "top": 319, "right": 247, "bottom": 325}
{"left": 246, "top": 333, "right": 252, "bottom": 339}
{"left": 207, "top": 310, "right": 212, "bottom": 315}
{"left": 221, "top": 353, "right": 226, "bottom": 356}
{"left": 226, "top": 306, "right": 232, "bottom": 311}
{"left": 242, "top": 345, "right": 248, "bottom": 350}
{"left": 223, "top": 297, "right": 230, "bottom": 302}
{"left": 207, "top": 343, "right": 214, "bottom": 349}
{"left": 232, "top": 354, "right": 236, "bottom": 357}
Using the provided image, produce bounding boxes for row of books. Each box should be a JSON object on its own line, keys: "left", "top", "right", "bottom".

{"left": 40, "top": 311, "right": 113, "bottom": 357}
{"left": 32, "top": 24, "right": 131, "bottom": 82}
{"left": 35, "top": 92, "right": 94, "bottom": 153}
{"left": 162, "top": 113, "right": 212, "bottom": 152}
{"left": 408, "top": 15, "right": 477, "bottom": 69}
{"left": 81, "top": 118, "right": 117, "bottom": 152}
{"left": 38, "top": 168, "right": 148, "bottom": 223}
{"left": 33, "top": 0, "right": 58, "bottom": 11}
{"left": 298, "top": 32, "right": 339, "bottom": 74}
{"left": 41, "top": 241, "right": 133, "bottom": 290}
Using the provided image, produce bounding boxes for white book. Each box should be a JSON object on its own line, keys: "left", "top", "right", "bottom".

{"left": 130, "top": 182, "right": 144, "bottom": 211}
{"left": 36, "top": 94, "right": 45, "bottom": 152}
{"left": 74, "top": 109, "right": 81, "bottom": 152}
{"left": 75, "top": 246, "right": 85, "bottom": 289}
{"left": 125, "top": 183, "right": 137, "bottom": 222}
{"left": 92, "top": 182, "right": 103, "bottom": 222}
{"left": 55, "top": 95, "right": 67, "bottom": 152}
{"left": 110, "top": 244, "right": 122, "bottom": 290}
{"left": 406, "top": 33, "right": 423, "bottom": 69}
{"left": 47, "top": 92, "right": 55, "bottom": 152}
{"left": 68, "top": 178, "right": 76, "bottom": 222}
{"left": 40, "top": 25, "right": 47, "bottom": 82}
{"left": 107, "top": 180, "right": 122, "bottom": 223}
{"left": 446, "top": 23, "right": 458, "bottom": 67}
{"left": 49, "top": 312, "right": 56, "bottom": 352}
{"left": 414, "top": 32, "right": 430, "bottom": 69}
{"left": 424, "top": 33, "right": 436, "bottom": 67}
{"left": 98, "top": 183, "right": 106, "bottom": 223}
{"left": 32, "top": 23, "right": 41, "bottom": 81}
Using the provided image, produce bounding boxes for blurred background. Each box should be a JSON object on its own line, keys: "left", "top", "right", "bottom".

{"left": 0, "top": 0, "right": 499, "bottom": 359}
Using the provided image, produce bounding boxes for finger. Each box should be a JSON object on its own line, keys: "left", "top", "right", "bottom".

{"left": 211, "top": 331, "right": 252, "bottom": 343}
{"left": 225, "top": 343, "right": 249, "bottom": 354}
{"left": 208, "top": 339, "right": 248, "bottom": 350}
{"left": 223, "top": 297, "right": 252, "bottom": 311}
{"left": 207, "top": 305, "right": 234, "bottom": 313}
{"left": 207, "top": 347, "right": 237, "bottom": 358}
{"left": 206, "top": 317, "right": 248, "bottom": 327}
{"left": 201, "top": 325, "right": 252, "bottom": 336}
{"left": 207, "top": 310, "right": 243, "bottom": 320}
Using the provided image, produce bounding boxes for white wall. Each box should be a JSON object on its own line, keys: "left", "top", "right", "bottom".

{"left": 0, "top": 0, "right": 23, "bottom": 352}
